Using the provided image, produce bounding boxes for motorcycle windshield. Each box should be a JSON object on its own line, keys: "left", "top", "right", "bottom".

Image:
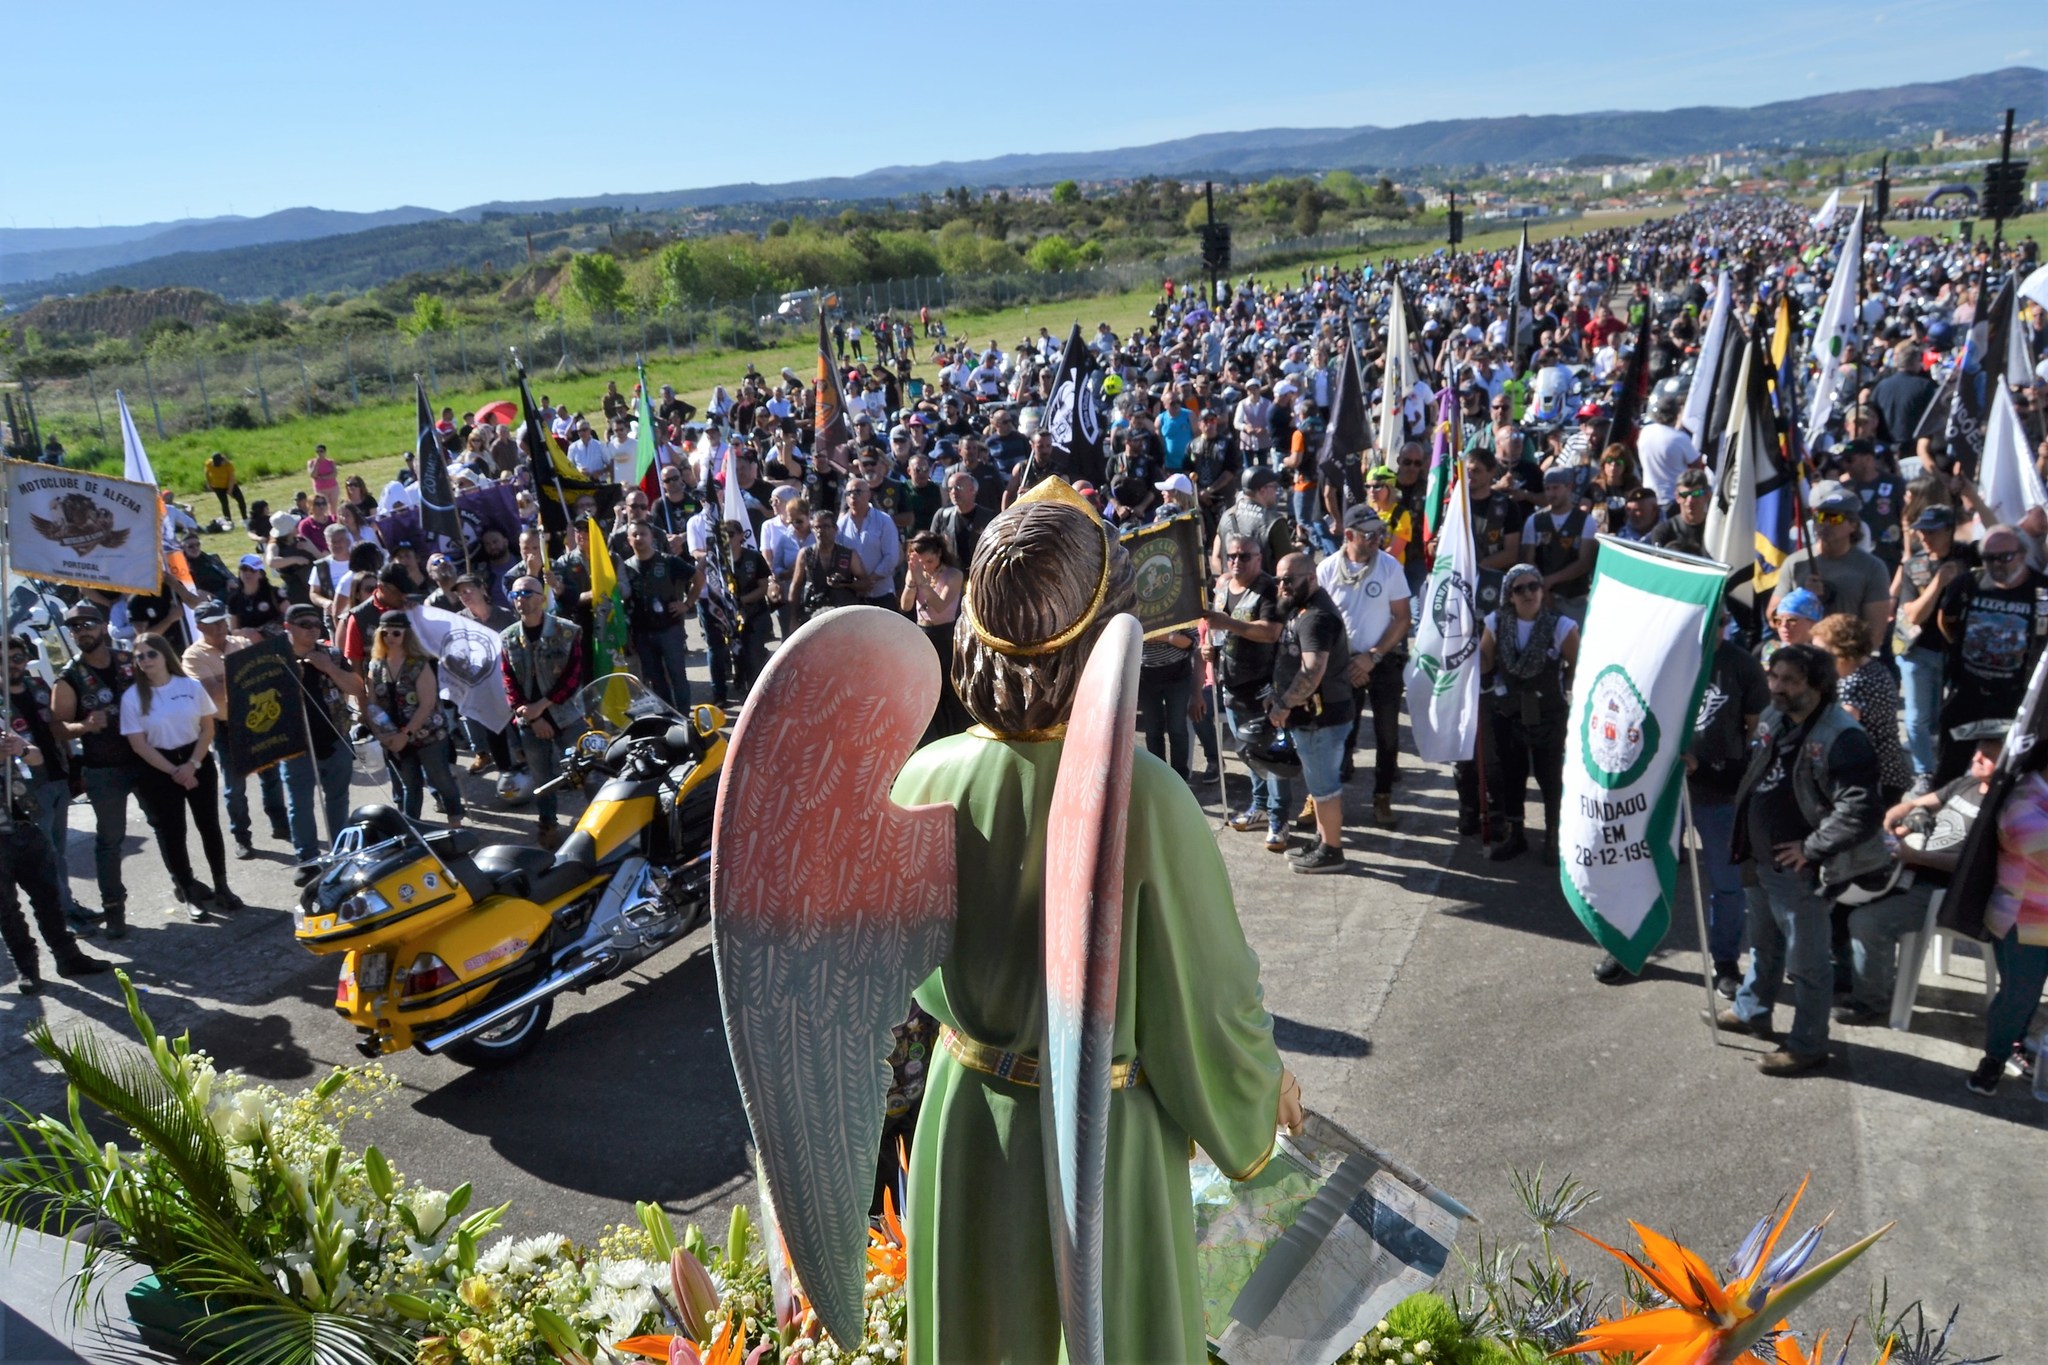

{"left": 577, "top": 671, "right": 683, "bottom": 739}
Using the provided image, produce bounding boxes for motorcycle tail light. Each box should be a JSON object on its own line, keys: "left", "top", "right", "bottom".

{"left": 335, "top": 957, "right": 356, "bottom": 1006}
{"left": 399, "top": 954, "right": 458, "bottom": 998}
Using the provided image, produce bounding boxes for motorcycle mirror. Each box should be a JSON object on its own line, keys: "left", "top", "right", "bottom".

{"left": 694, "top": 704, "right": 724, "bottom": 735}
{"left": 576, "top": 731, "right": 609, "bottom": 760}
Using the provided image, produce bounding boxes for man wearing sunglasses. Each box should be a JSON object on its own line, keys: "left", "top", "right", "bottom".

{"left": 501, "top": 576, "right": 585, "bottom": 850}
{"left": 1647, "top": 468, "right": 1712, "bottom": 557}
{"left": 1767, "top": 483, "right": 1893, "bottom": 647}
{"left": 1935, "top": 525, "right": 2048, "bottom": 785}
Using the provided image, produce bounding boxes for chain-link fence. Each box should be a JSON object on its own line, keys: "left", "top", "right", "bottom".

{"left": 3, "top": 215, "right": 1518, "bottom": 460}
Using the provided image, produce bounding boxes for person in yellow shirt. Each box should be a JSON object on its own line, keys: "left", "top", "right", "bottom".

{"left": 203, "top": 452, "right": 246, "bottom": 523}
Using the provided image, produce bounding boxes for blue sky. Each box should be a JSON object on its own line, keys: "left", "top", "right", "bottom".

{"left": 14, "top": 0, "right": 2043, "bottom": 229}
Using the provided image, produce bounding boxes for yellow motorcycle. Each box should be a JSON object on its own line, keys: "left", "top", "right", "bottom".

{"left": 293, "top": 674, "right": 725, "bottom": 1067}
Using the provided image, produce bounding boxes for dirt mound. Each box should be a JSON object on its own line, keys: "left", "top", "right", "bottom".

{"left": 10, "top": 287, "right": 227, "bottom": 343}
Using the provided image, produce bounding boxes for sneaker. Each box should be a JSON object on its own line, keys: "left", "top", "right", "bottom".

{"left": 1228, "top": 809, "right": 1262, "bottom": 832}
{"left": 1372, "top": 793, "right": 1396, "bottom": 828}
{"left": 67, "top": 916, "right": 99, "bottom": 941}
{"left": 234, "top": 841, "right": 257, "bottom": 861}
{"left": 1713, "top": 960, "right": 1742, "bottom": 1000}
{"left": 212, "top": 889, "right": 247, "bottom": 913}
{"left": 1757, "top": 1048, "right": 1828, "bottom": 1076}
{"left": 268, "top": 824, "right": 293, "bottom": 843}
{"left": 1486, "top": 828, "right": 1529, "bottom": 862}
{"left": 1591, "top": 954, "right": 1626, "bottom": 983}
{"left": 187, "top": 903, "right": 210, "bottom": 923}
{"left": 1705, "top": 1005, "right": 1775, "bottom": 1040}
{"left": 16, "top": 974, "right": 41, "bottom": 996}
{"left": 1831, "top": 1002, "right": 1884, "bottom": 1026}
{"left": 1290, "top": 843, "right": 1347, "bottom": 875}
{"left": 293, "top": 863, "right": 325, "bottom": 887}
{"left": 1264, "top": 828, "right": 1290, "bottom": 853}
{"left": 1906, "top": 774, "right": 1934, "bottom": 799}
{"left": 1965, "top": 1055, "right": 2004, "bottom": 1096}
{"left": 1296, "top": 797, "right": 1316, "bottom": 829}
{"left": 467, "top": 753, "right": 494, "bottom": 775}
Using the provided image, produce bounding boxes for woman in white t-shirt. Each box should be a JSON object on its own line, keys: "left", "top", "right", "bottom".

{"left": 1479, "top": 564, "right": 1581, "bottom": 864}
{"left": 121, "top": 632, "right": 242, "bottom": 918}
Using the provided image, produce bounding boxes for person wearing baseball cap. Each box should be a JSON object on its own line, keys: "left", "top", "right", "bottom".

{"left": 1893, "top": 499, "right": 1967, "bottom": 794}
{"left": 228, "top": 554, "right": 285, "bottom": 634}
{"left": 1319, "top": 503, "right": 1411, "bottom": 826}
{"left": 1211, "top": 466, "right": 1292, "bottom": 580}
{"left": 279, "top": 600, "right": 366, "bottom": 874}
{"left": 1767, "top": 480, "right": 1892, "bottom": 646}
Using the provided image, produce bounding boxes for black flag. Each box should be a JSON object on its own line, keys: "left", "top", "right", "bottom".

{"left": 1506, "top": 221, "right": 1532, "bottom": 375}
{"left": 1940, "top": 646, "right": 2048, "bottom": 943}
{"left": 516, "top": 358, "right": 617, "bottom": 538}
{"left": 1042, "top": 325, "right": 1106, "bottom": 486}
{"left": 1610, "top": 304, "right": 1655, "bottom": 451}
{"left": 415, "top": 379, "right": 461, "bottom": 552}
{"left": 1941, "top": 274, "right": 2018, "bottom": 482}
{"left": 1318, "top": 331, "right": 1370, "bottom": 468}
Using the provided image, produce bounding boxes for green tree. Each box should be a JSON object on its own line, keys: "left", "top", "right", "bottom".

{"left": 1027, "top": 234, "right": 1083, "bottom": 272}
{"left": 1052, "top": 179, "right": 1082, "bottom": 206}
{"left": 766, "top": 219, "right": 792, "bottom": 237}
{"left": 400, "top": 292, "right": 450, "bottom": 338}
{"left": 568, "top": 251, "right": 629, "bottom": 317}
{"left": 1294, "top": 187, "right": 1323, "bottom": 236}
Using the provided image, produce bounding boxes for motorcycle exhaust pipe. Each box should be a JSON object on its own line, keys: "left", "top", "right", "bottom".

{"left": 415, "top": 955, "right": 610, "bottom": 1056}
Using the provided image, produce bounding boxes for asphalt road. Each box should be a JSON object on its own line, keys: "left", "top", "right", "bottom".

{"left": 2, "top": 718, "right": 2040, "bottom": 1355}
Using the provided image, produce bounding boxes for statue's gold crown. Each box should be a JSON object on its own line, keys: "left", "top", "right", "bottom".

{"left": 961, "top": 477, "right": 1112, "bottom": 657}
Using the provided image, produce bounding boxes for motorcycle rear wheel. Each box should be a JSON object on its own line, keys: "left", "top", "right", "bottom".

{"left": 442, "top": 998, "right": 553, "bottom": 1068}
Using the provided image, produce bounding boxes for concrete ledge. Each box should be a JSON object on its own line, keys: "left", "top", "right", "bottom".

{"left": 0, "top": 1229, "right": 167, "bottom": 1365}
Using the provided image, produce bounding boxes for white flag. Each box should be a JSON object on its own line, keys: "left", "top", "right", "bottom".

{"left": 4, "top": 461, "right": 167, "bottom": 595}
{"left": 1678, "top": 270, "right": 1731, "bottom": 441}
{"left": 1378, "top": 281, "right": 1412, "bottom": 464}
{"left": 1808, "top": 188, "right": 1841, "bottom": 233}
{"left": 1980, "top": 384, "right": 2048, "bottom": 530}
{"left": 407, "top": 602, "right": 514, "bottom": 735}
{"left": 1802, "top": 207, "right": 1863, "bottom": 450}
{"left": 1403, "top": 470, "right": 1482, "bottom": 763}
{"left": 1558, "top": 540, "right": 1729, "bottom": 973}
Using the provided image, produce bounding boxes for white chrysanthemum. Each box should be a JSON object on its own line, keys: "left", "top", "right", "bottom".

{"left": 600, "top": 1257, "right": 657, "bottom": 1291}
{"left": 508, "top": 1233, "right": 567, "bottom": 1276}
{"left": 474, "top": 1237, "right": 515, "bottom": 1275}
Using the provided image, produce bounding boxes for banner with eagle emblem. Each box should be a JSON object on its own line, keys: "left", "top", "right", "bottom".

{"left": 4, "top": 459, "right": 163, "bottom": 594}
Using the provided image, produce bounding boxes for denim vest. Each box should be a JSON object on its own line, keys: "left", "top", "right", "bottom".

{"left": 502, "top": 613, "right": 582, "bottom": 726}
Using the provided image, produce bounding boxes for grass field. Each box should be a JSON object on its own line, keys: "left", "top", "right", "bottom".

{"left": 160, "top": 285, "right": 1169, "bottom": 558}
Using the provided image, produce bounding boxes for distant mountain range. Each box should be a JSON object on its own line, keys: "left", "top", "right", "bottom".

{"left": 7, "top": 66, "right": 2041, "bottom": 300}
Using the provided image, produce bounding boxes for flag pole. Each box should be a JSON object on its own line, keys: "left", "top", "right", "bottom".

{"left": 0, "top": 466, "right": 16, "bottom": 832}
{"left": 1681, "top": 785, "right": 1729, "bottom": 1048}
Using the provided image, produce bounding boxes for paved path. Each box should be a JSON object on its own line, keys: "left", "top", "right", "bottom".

{"left": 1, "top": 731, "right": 2037, "bottom": 1356}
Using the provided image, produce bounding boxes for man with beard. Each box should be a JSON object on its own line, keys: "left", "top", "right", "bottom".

{"left": 9, "top": 629, "right": 101, "bottom": 938}
{"left": 50, "top": 602, "right": 145, "bottom": 938}
{"left": 1269, "top": 552, "right": 1354, "bottom": 873}
{"left": 1936, "top": 524, "right": 2048, "bottom": 783}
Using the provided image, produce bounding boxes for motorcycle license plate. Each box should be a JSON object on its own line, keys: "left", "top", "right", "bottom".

{"left": 357, "top": 952, "right": 392, "bottom": 993}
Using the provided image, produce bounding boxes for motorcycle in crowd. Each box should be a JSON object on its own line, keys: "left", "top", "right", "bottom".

{"left": 294, "top": 674, "right": 724, "bottom": 1066}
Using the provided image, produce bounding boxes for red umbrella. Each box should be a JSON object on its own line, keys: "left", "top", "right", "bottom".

{"left": 475, "top": 399, "right": 519, "bottom": 427}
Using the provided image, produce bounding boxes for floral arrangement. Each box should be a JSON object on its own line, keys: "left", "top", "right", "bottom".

{"left": 0, "top": 978, "right": 1997, "bottom": 1365}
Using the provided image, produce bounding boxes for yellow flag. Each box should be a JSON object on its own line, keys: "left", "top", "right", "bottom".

{"left": 584, "top": 516, "right": 634, "bottom": 727}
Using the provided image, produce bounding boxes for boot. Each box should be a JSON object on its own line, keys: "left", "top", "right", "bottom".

{"left": 1487, "top": 821, "right": 1528, "bottom": 862}
{"left": 101, "top": 902, "right": 128, "bottom": 941}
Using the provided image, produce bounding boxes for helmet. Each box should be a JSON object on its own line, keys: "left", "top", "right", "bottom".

{"left": 496, "top": 769, "right": 534, "bottom": 807}
{"left": 1100, "top": 374, "right": 1125, "bottom": 397}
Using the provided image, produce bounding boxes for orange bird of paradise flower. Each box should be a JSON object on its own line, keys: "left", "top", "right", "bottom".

{"left": 1555, "top": 1176, "right": 1892, "bottom": 1365}
{"left": 867, "top": 1183, "right": 908, "bottom": 1284}
{"left": 615, "top": 1321, "right": 763, "bottom": 1365}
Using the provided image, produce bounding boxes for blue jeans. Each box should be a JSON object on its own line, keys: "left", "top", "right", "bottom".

{"left": 1688, "top": 797, "right": 1747, "bottom": 965}
{"left": 1736, "top": 865, "right": 1833, "bottom": 1056}
{"left": 1138, "top": 667, "right": 1193, "bottom": 779}
{"left": 518, "top": 723, "right": 565, "bottom": 829}
{"left": 389, "top": 740, "right": 465, "bottom": 822}
{"left": 1289, "top": 721, "right": 1349, "bottom": 803}
{"left": 80, "top": 764, "right": 139, "bottom": 910}
{"left": 282, "top": 744, "right": 357, "bottom": 862}
{"left": 1225, "top": 706, "right": 1287, "bottom": 827}
{"left": 1897, "top": 648, "right": 1943, "bottom": 780}
{"left": 224, "top": 763, "right": 288, "bottom": 843}
{"left": 28, "top": 779, "right": 79, "bottom": 918}
{"left": 1986, "top": 927, "right": 2048, "bottom": 1060}
{"left": 1293, "top": 488, "right": 1333, "bottom": 555}
{"left": 635, "top": 625, "right": 694, "bottom": 711}
{"left": 1847, "top": 882, "right": 1936, "bottom": 1013}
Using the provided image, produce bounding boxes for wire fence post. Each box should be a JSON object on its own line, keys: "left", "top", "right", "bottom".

{"left": 295, "top": 346, "right": 315, "bottom": 416}
{"left": 380, "top": 337, "right": 396, "bottom": 401}
{"left": 494, "top": 325, "right": 508, "bottom": 387}
{"left": 140, "top": 354, "right": 167, "bottom": 440}
{"left": 195, "top": 354, "right": 213, "bottom": 429}
{"left": 557, "top": 311, "right": 570, "bottom": 369}
{"left": 253, "top": 352, "right": 274, "bottom": 425}
{"left": 85, "top": 368, "right": 108, "bottom": 441}
{"left": 345, "top": 336, "right": 360, "bottom": 406}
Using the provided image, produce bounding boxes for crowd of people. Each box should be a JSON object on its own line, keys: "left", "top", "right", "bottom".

{"left": 4, "top": 194, "right": 2047, "bottom": 1094}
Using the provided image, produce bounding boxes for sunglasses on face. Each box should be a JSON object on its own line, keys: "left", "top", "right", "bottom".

{"left": 1680, "top": 488, "right": 1711, "bottom": 500}
{"left": 134, "top": 648, "right": 159, "bottom": 659}
{"left": 1815, "top": 511, "right": 1851, "bottom": 524}
{"left": 510, "top": 589, "right": 542, "bottom": 599}
{"left": 1984, "top": 550, "right": 2022, "bottom": 565}
{"left": 1224, "top": 551, "right": 1256, "bottom": 561}
{"left": 1510, "top": 583, "right": 1543, "bottom": 597}
{"left": 379, "top": 627, "right": 407, "bottom": 638}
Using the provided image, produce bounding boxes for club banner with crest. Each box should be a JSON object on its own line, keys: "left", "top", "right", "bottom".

{"left": 222, "top": 634, "right": 310, "bottom": 778}
{"left": 4, "top": 460, "right": 164, "bottom": 594}
{"left": 1557, "top": 539, "right": 1727, "bottom": 973}
{"left": 1117, "top": 513, "right": 1204, "bottom": 640}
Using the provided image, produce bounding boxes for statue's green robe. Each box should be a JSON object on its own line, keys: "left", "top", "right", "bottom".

{"left": 893, "top": 733, "right": 1283, "bottom": 1364}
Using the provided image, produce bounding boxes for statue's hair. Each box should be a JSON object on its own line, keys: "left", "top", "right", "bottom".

{"left": 954, "top": 498, "right": 1135, "bottom": 735}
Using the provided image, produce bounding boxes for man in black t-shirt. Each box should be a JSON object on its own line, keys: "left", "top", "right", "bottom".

{"left": 1203, "top": 535, "right": 1288, "bottom": 843}
{"left": 1270, "top": 553, "right": 1353, "bottom": 873}
{"left": 1936, "top": 525, "right": 2048, "bottom": 782}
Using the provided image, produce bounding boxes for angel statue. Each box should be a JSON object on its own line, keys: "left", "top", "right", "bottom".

{"left": 713, "top": 475, "right": 1302, "bottom": 1365}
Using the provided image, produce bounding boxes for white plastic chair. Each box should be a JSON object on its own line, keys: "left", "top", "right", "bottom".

{"left": 1888, "top": 888, "right": 2002, "bottom": 1031}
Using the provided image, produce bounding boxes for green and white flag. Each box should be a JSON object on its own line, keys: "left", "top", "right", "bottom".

{"left": 1558, "top": 539, "right": 1726, "bottom": 973}
{"left": 1404, "top": 464, "right": 1482, "bottom": 763}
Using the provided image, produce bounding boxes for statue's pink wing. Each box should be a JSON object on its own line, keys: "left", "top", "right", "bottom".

{"left": 1040, "top": 613, "right": 1143, "bottom": 1365}
{"left": 711, "top": 606, "right": 956, "bottom": 1349}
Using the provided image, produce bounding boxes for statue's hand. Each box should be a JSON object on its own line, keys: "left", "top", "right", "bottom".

{"left": 1277, "top": 1067, "right": 1305, "bottom": 1137}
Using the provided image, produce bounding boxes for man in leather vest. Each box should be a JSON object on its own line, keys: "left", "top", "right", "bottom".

{"left": 1716, "top": 643, "right": 1886, "bottom": 1075}
{"left": 50, "top": 601, "right": 149, "bottom": 938}
{"left": 501, "top": 575, "right": 585, "bottom": 850}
